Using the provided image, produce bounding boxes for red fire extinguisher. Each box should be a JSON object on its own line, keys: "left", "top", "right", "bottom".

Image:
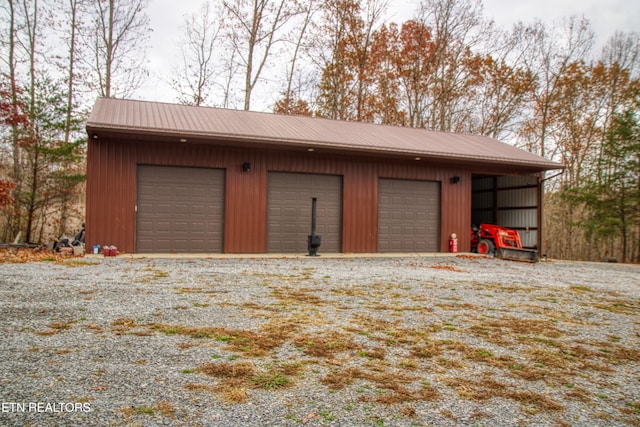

{"left": 449, "top": 233, "right": 458, "bottom": 253}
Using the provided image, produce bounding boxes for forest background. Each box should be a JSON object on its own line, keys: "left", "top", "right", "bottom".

{"left": 1, "top": 0, "right": 638, "bottom": 262}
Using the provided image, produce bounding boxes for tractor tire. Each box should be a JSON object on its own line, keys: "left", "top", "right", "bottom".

{"left": 477, "top": 239, "right": 495, "bottom": 255}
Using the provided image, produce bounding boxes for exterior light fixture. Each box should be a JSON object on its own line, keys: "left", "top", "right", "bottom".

{"left": 179, "top": 138, "right": 188, "bottom": 143}
{"left": 92, "top": 134, "right": 98, "bottom": 140}
{"left": 307, "top": 148, "right": 314, "bottom": 152}
{"left": 451, "top": 176, "right": 460, "bottom": 184}
{"left": 242, "top": 162, "right": 251, "bottom": 172}
{"left": 415, "top": 157, "right": 421, "bottom": 161}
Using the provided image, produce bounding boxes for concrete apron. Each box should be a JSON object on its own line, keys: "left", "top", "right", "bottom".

{"left": 85, "top": 252, "right": 479, "bottom": 260}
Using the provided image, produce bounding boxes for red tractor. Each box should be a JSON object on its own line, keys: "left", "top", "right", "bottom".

{"left": 470, "top": 224, "right": 538, "bottom": 262}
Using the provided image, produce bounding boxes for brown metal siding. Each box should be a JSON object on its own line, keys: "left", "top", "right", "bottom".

{"left": 378, "top": 179, "right": 440, "bottom": 252}
{"left": 136, "top": 166, "right": 225, "bottom": 253}
{"left": 86, "top": 138, "right": 477, "bottom": 254}
{"left": 267, "top": 172, "right": 342, "bottom": 253}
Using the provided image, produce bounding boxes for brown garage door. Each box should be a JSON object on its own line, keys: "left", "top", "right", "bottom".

{"left": 267, "top": 172, "right": 342, "bottom": 253}
{"left": 378, "top": 178, "right": 440, "bottom": 252}
{"left": 136, "top": 166, "right": 225, "bottom": 253}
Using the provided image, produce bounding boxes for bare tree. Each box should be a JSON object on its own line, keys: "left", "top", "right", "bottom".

{"left": 171, "top": 1, "right": 222, "bottom": 106}
{"left": 601, "top": 31, "right": 640, "bottom": 78}
{"left": 275, "top": 0, "right": 317, "bottom": 114}
{"left": 85, "top": 0, "right": 151, "bottom": 98}
{"left": 470, "top": 26, "right": 536, "bottom": 140}
{"left": 223, "top": 0, "right": 300, "bottom": 111}
{"left": 417, "top": 0, "right": 486, "bottom": 132}
{"left": 515, "top": 16, "right": 594, "bottom": 159}
{"left": 50, "top": 0, "right": 89, "bottom": 236}
{"left": 56, "top": 0, "right": 87, "bottom": 142}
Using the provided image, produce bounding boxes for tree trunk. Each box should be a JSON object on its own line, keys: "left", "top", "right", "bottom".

{"left": 6, "top": 0, "right": 23, "bottom": 239}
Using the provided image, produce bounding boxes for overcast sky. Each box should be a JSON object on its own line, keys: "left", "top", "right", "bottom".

{"left": 135, "top": 0, "right": 640, "bottom": 108}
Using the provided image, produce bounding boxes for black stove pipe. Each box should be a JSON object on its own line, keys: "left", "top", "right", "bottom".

{"left": 308, "top": 197, "right": 321, "bottom": 256}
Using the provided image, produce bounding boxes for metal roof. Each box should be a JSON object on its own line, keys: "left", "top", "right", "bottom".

{"left": 87, "top": 97, "right": 562, "bottom": 171}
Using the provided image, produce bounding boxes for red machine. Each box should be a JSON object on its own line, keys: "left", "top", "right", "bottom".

{"left": 470, "top": 224, "right": 538, "bottom": 262}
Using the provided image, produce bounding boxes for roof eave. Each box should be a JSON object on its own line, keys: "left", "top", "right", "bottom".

{"left": 86, "top": 123, "right": 564, "bottom": 172}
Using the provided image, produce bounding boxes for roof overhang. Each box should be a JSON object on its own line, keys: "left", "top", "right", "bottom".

{"left": 86, "top": 98, "right": 564, "bottom": 173}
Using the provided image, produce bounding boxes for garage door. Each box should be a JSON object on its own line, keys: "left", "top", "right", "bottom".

{"left": 136, "top": 166, "right": 225, "bottom": 253}
{"left": 267, "top": 172, "right": 342, "bottom": 253}
{"left": 378, "top": 178, "right": 440, "bottom": 252}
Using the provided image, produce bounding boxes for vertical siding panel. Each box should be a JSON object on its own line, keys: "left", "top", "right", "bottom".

{"left": 88, "top": 137, "right": 521, "bottom": 254}
{"left": 343, "top": 161, "right": 377, "bottom": 252}
{"left": 104, "top": 141, "right": 115, "bottom": 247}
{"left": 85, "top": 140, "right": 100, "bottom": 251}
{"left": 225, "top": 149, "right": 266, "bottom": 253}
{"left": 124, "top": 143, "right": 136, "bottom": 254}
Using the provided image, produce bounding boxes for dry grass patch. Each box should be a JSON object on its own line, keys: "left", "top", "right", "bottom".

{"left": 198, "top": 360, "right": 256, "bottom": 378}
{"left": 527, "top": 346, "right": 571, "bottom": 370}
{"left": 592, "top": 299, "right": 640, "bottom": 315}
{"left": 150, "top": 318, "right": 299, "bottom": 357}
{"left": 397, "top": 358, "right": 420, "bottom": 370}
{"left": 119, "top": 400, "right": 175, "bottom": 420}
{"left": 411, "top": 340, "right": 444, "bottom": 359}
{"left": 322, "top": 366, "right": 438, "bottom": 405}
{"left": 111, "top": 317, "right": 136, "bottom": 328}
{"left": 57, "top": 259, "right": 95, "bottom": 267}
{"left": 509, "top": 390, "right": 564, "bottom": 411}
{"left": 197, "top": 360, "right": 299, "bottom": 403}
{"left": 442, "top": 375, "right": 564, "bottom": 411}
{"left": 271, "top": 286, "right": 325, "bottom": 306}
{"left": 110, "top": 318, "right": 139, "bottom": 334}
{"left": 321, "top": 367, "right": 363, "bottom": 390}
{"left": 294, "top": 330, "right": 358, "bottom": 358}
{"left": 174, "top": 286, "right": 225, "bottom": 295}
{"left": 575, "top": 339, "right": 640, "bottom": 363}
{"left": 349, "top": 314, "right": 429, "bottom": 347}
{"left": 35, "top": 320, "right": 74, "bottom": 336}
{"left": 350, "top": 313, "right": 398, "bottom": 333}
{"left": 135, "top": 267, "right": 170, "bottom": 283}
{"left": 475, "top": 316, "right": 562, "bottom": 338}
{"left": 436, "top": 357, "right": 466, "bottom": 369}
{"left": 564, "top": 386, "right": 592, "bottom": 403}
{"left": 364, "top": 303, "right": 432, "bottom": 313}
{"left": 441, "top": 376, "right": 503, "bottom": 401}
{"left": 429, "top": 263, "right": 467, "bottom": 272}
{"left": 214, "top": 379, "right": 250, "bottom": 404}
{"left": 330, "top": 286, "right": 369, "bottom": 298}
{"left": 508, "top": 363, "right": 549, "bottom": 381}
{"left": 154, "top": 401, "right": 176, "bottom": 418}
{"left": 357, "top": 347, "right": 387, "bottom": 360}
{"left": 230, "top": 301, "right": 280, "bottom": 312}
{"left": 435, "top": 301, "right": 479, "bottom": 310}
{"left": 185, "top": 383, "right": 217, "bottom": 393}
{"left": 471, "top": 282, "right": 537, "bottom": 294}
{"left": 568, "top": 285, "right": 593, "bottom": 294}
{"left": 197, "top": 361, "right": 255, "bottom": 403}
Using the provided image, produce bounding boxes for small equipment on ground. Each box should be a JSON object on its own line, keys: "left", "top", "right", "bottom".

{"left": 470, "top": 223, "right": 538, "bottom": 262}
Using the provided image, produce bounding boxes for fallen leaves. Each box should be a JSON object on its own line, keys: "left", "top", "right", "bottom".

{"left": 429, "top": 263, "right": 467, "bottom": 272}
{"left": 0, "top": 247, "right": 81, "bottom": 263}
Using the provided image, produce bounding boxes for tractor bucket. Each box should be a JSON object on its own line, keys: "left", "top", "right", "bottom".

{"left": 497, "top": 247, "right": 538, "bottom": 263}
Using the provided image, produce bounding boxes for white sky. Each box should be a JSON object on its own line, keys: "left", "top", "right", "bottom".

{"left": 135, "top": 0, "right": 640, "bottom": 108}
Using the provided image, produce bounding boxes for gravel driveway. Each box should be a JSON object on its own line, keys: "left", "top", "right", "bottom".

{"left": 0, "top": 255, "right": 638, "bottom": 426}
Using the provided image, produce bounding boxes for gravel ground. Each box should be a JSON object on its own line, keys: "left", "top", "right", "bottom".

{"left": 0, "top": 255, "right": 638, "bottom": 427}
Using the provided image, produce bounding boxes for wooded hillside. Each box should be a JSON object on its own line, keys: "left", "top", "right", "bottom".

{"left": 1, "top": 0, "right": 638, "bottom": 261}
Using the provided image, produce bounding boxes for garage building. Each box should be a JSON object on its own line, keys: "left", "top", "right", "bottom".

{"left": 85, "top": 98, "right": 561, "bottom": 254}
